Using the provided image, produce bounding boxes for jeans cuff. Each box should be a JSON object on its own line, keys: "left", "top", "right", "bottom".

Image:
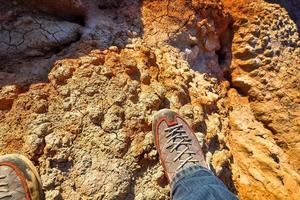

{"left": 171, "top": 165, "right": 213, "bottom": 188}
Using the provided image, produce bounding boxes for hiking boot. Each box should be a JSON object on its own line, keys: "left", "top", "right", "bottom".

{"left": 0, "top": 154, "right": 43, "bottom": 200}
{"left": 152, "top": 109, "right": 207, "bottom": 183}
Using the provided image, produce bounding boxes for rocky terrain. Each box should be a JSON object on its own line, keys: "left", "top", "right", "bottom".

{"left": 0, "top": 0, "right": 299, "bottom": 199}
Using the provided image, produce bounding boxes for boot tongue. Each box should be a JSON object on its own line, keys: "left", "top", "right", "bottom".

{"left": 0, "top": 166, "right": 12, "bottom": 199}
{"left": 0, "top": 165, "right": 26, "bottom": 199}
{"left": 173, "top": 131, "right": 192, "bottom": 159}
{"left": 172, "top": 126, "right": 199, "bottom": 170}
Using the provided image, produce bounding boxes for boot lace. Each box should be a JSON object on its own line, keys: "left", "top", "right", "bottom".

{"left": 165, "top": 124, "right": 198, "bottom": 171}
{"left": 0, "top": 174, "right": 12, "bottom": 199}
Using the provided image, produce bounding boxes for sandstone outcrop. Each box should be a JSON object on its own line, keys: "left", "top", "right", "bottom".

{"left": 0, "top": 0, "right": 299, "bottom": 199}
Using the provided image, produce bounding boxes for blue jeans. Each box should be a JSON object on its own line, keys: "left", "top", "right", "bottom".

{"left": 171, "top": 165, "right": 239, "bottom": 200}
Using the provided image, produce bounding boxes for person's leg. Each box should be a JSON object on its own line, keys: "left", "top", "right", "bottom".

{"left": 171, "top": 165, "right": 238, "bottom": 200}
{"left": 152, "top": 109, "right": 238, "bottom": 200}
{"left": 0, "top": 154, "right": 43, "bottom": 200}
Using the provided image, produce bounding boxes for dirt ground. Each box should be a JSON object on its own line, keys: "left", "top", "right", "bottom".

{"left": 0, "top": 0, "right": 299, "bottom": 199}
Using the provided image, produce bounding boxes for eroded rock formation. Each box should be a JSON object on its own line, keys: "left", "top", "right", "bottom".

{"left": 0, "top": 0, "right": 299, "bottom": 199}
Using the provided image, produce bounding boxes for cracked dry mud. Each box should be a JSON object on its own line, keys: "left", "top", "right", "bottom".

{"left": 0, "top": 0, "right": 300, "bottom": 199}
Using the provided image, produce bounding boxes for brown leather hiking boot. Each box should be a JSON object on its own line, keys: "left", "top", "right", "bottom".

{"left": 152, "top": 109, "right": 207, "bottom": 183}
{"left": 0, "top": 154, "right": 43, "bottom": 200}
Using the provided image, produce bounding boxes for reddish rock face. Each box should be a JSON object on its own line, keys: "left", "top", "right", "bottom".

{"left": 0, "top": 0, "right": 300, "bottom": 199}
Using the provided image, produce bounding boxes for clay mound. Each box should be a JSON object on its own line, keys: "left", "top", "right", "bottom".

{"left": 0, "top": 0, "right": 299, "bottom": 199}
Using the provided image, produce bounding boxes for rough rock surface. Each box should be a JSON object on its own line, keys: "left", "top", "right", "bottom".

{"left": 0, "top": 0, "right": 299, "bottom": 199}
{"left": 223, "top": 1, "right": 300, "bottom": 198}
